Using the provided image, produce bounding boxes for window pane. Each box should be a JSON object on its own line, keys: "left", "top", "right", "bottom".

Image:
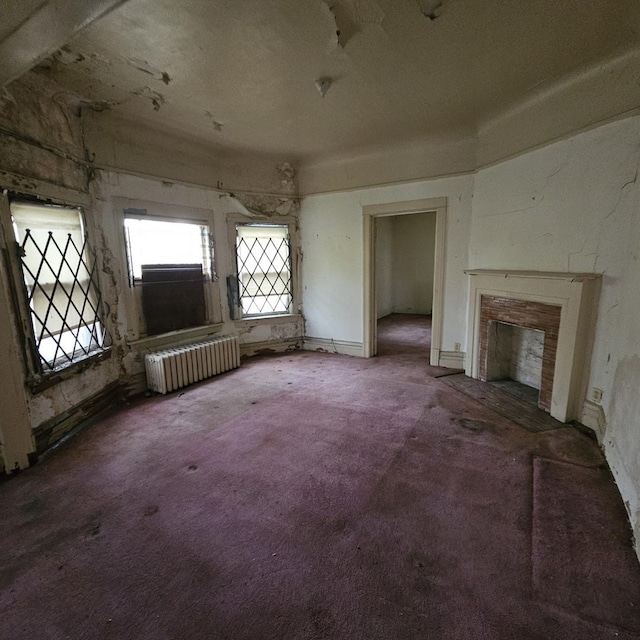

{"left": 236, "top": 224, "right": 292, "bottom": 316}
{"left": 10, "top": 201, "right": 108, "bottom": 372}
{"left": 124, "top": 218, "right": 211, "bottom": 280}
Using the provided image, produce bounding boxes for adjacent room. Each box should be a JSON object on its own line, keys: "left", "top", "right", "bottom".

{"left": 1, "top": 1, "right": 640, "bottom": 638}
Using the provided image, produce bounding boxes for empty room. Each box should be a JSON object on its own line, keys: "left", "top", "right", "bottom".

{"left": 1, "top": 1, "right": 640, "bottom": 638}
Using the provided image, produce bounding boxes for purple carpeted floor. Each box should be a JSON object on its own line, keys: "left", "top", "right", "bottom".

{"left": 1, "top": 313, "right": 640, "bottom": 639}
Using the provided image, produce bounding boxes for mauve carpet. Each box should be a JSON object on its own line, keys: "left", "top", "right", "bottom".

{"left": 1, "top": 314, "right": 639, "bottom": 639}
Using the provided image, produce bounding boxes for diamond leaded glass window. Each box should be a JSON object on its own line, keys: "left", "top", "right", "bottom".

{"left": 236, "top": 224, "right": 292, "bottom": 316}
{"left": 10, "top": 201, "right": 110, "bottom": 373}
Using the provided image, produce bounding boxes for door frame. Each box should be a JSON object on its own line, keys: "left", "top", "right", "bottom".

{"left": 362, "top": 197, "right": 447, "bottom": 364}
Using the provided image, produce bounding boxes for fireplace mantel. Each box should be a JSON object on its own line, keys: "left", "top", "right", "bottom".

{"left": 465, "top": 269, "right": 601, "bottom": 423}
{"left": 465, "top": 269, "right": 601, "bottom": 282}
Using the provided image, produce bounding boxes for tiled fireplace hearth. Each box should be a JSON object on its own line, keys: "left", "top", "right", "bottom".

{"left": 465, "top": 270, "right": 601, "bottom": 423}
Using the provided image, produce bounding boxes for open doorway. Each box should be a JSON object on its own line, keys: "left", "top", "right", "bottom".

{"left": 375, "top": 212, "right": 436, "bottom": 356}
{"left": 362, "top": 198, "right": 447, "bottom": 364}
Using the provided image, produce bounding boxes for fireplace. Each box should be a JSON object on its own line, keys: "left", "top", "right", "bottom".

{"left": 465, "top": 270, "right": 601, "bottom": 423}
{"left": 486, "top": 322, "right": 545, "bottom": 403}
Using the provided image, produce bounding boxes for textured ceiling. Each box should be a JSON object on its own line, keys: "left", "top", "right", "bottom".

{"left": 27, "top": 0, "right": 640, "bottom": 163}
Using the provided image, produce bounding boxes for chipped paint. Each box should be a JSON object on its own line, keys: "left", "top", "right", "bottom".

{"left": 231, "top": 192, "right": 299, "bottom": 217}
{"left": 277, "top": 162, "right": 297, "bottom": 194}
{"left": 134, "top": 86, "right": 165, "bottom": 111}
{"left": 205, "top": 111, "right": 223, "bottom": 131}
{"left": 415, "top": 0, "right": 443, "bottom": 21}
{"left": 321, "top": 0, "right": 386, "bottom": 48}
{"left": 126, "top": 57, "right": 171, "bottom": 85}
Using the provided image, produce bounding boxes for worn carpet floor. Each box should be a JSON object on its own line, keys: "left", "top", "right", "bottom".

{"left": 1, "top": 314, "right": 639, "bottom": 639}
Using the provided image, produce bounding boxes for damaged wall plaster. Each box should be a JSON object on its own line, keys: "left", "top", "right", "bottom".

{"left": 93, "top": 171, "right": 302, "bottom": 396}
{"left": 0, "top": 74, "right": 121, "bottom": 460}
{"left": 321, "top": 0, "right": 387, "bottom": 49}
{"left": 0, "top": 74, "right": 303, "bottom": 468}
{"left": 81, "top": 109, "right": 300, "bottom": 196}
{"left": 470, "top": 115, "right": 640, "bottom": 556}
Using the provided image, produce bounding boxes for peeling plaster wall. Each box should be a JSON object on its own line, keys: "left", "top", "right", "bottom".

{"left": 0, "top": 73, "right": 121, "bottom": 457}
{"left": 0, "top": 74, "right": 87, "bottom": 191}
{"left": 0, "top": 73, "right": 302, "bottom": 464}
{"left": 96, "top": 171, "right": 302, "bottom": 393}
{"left": 470, "top": 115, "right": 640, "bottom": 554}
{"left": 300, "top": 175, "right": 473, "bottom": 351}
{"left": 83, "top": 110, "right": 299, "bottom": 196}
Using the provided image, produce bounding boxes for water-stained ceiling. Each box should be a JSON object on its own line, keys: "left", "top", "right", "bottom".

{"left": 6, "top": 0, "right": 640, "bottom": 167}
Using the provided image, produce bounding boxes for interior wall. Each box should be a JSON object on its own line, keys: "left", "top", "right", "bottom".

{"left": 392, "top": 213, "right": 436, "bottom": 315}
{"left": 0, "top": 73, "right": 121, "bottom": 461}
{"left": 469, "top": 114, "right": 640, "bottom": 555}
{"left": 300, "top": 175, "right": 473, "bottom": 354}
{"left": 375, "top": 216, "right": 393, "bottom": 319}
{"left": 0, "top": 73, "right": 303, "bottom": 468}
{"left": 96, "top": 171, "right": 303, "bottom": 393}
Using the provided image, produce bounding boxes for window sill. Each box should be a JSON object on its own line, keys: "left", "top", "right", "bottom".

{"left": 127, "top": 323, "right": 224, "bottom": 352}
{"left": 235, "top": 313, "right": 302, "bottom": 326}
{"left": 29, "top": 348, "right": 112, "bottom": 394}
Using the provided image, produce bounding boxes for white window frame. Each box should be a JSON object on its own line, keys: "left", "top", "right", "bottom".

{"left": 227, "top": 214, "right": 298, "bottom": 321}
{"left": 0, "top": 194, "right": 111, "bottom": 380}
{"left": 114, "top": 199, "right": 222, "bottom": 341}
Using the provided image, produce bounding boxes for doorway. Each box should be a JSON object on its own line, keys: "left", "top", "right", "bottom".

{"left": 362, "top": 198, "right": 447, "bottom": 364}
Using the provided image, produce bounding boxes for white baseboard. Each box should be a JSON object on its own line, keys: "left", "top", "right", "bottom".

{"left": 303, "top": 337, "right": 365, "bottom": 357}
{"left": 438, "top": 350, "right": 466, "bottom": 369}
{"left": 241, "top": 338, "right": 301, "bottom": 357}
{"left": 580, "top": 400, "right": 606, "bottom": 444}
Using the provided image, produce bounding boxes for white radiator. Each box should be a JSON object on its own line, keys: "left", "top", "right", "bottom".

{"left": 145, "top": 335, "right": 240, "bottom": 394}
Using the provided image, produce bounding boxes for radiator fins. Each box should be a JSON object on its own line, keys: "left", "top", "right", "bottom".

{"left": 145, "top": 335, "right": 240, "bottom": 394}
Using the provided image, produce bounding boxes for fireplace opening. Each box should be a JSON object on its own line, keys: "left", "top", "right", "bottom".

{"left": 486, "top": 321, "right": 544, "bottom": 407}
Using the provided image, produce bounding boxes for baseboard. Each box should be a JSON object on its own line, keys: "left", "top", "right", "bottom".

{"left": 124, "top": 372, "right": 147, "bottom": 397}
{"left": 241, "top": 337, "right": 302, "bottom": 358}
{"left": 33, "top": 381, "right": 122, "bottom": 456}
{"left": 438, "top": 350, "right": 466, "bottom": 369}
{"left": 303, "top": 337, "right": 365, "bottom": 357}
{"left": 580, "top": 400, "right": 607, "bottom": 444}
{"left": 604, "top": 436, "right": 640, "bottom": 562}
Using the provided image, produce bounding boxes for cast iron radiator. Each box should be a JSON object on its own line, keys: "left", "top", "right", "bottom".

{"left": 145, "top": 335, "right": 240, "bottom": 394}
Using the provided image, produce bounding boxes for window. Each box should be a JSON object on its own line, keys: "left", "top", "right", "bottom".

{"left": 10, "top": 201, "right": 109, "bottom": 373}
{"left": 124, "top": 217, "right": 213, "bottom": 283}
{"left": 236, "top": 224, "right": 292, "bottom": 316}
{"left": 124, "top": 215, "right": 214, "bottom": 336}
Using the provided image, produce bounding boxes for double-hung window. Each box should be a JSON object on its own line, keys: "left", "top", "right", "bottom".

{"left": 9, "top": 200, "right": 109, "bottom": 374}
{"left": 123, "top": 214, "right": 214, "bottom": 336}
{"left": 235, "top": 223, "right": 292, "bottom": 316}
{"left": 124, "top": 217, "right": 213, "bottom": 283}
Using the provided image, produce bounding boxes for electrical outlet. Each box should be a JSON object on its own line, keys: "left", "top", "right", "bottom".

{"left": 454, "top": 342, "right": 461, "bottom": 352}
{"left": 592, "top": 388, "right": 603, "bottom": 403}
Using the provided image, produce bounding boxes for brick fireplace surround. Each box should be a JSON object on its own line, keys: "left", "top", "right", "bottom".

{"left": 479, "top": 296, "right": 560, "bottom": 412}
{"left": 465, "top": 270, "right": 601, "bottom": 423}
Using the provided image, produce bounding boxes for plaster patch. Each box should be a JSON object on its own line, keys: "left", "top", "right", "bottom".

{"left": 231, "top": 192, "right": 299, "bottom": 217}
